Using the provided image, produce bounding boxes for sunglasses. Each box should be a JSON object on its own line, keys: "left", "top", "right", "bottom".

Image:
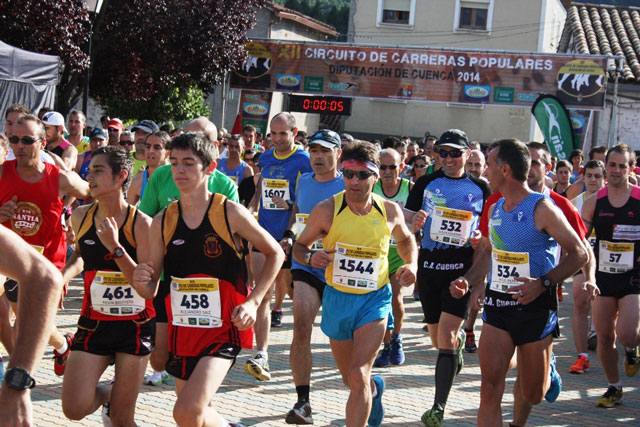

{"left": 107, "top": 127, "right": 120, "bottom": 132}
{"left": 9, "top": 136, "right": 41, "bottom": 145}
{"left": 342, "top": 169, "right": 375, "bottom": 180}
{"left": 120, "top": 140, "right": 134, "bottom": 146}
{"left": 244, "top": 157, "right": 254, "bottom": 163}
{"left": 437, "top": 149, "right": 463, "bottom": 159}
{"left": 414, "top": 164, "right": 427, "bottom": 169}
{"left": 379, "top": 164, "right": 398, "bottom": 171}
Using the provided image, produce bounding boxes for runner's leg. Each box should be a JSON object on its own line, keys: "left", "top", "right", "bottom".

{"left": 592, "top": 296, "right": 620, "bottom": 384}
{"left": 61, "top": 352, "right": 111, "bottom": 420}
{"left": 512, "top": 335, "right": 553, "bottom": 426}
{"left": 109, "top": 353, "right": 150, "bottom": 425}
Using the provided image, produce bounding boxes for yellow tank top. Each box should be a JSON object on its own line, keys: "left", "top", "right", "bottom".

{"left": 324, "top": 191, "right": 390, "bottom": 294}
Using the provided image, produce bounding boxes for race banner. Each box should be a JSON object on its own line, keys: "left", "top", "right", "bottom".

{"left": 239, "top": 90, "right": 272, "bottom": 135}
{"left": 532, "top": 94, "right": 576, "bottom": 160}
{"left": 230, "top": 40, "right": 608, "bottom": 110}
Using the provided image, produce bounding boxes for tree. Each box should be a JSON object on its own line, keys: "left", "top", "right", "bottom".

{"left": 0, "top": 0, "right": 266, "bottom": 119}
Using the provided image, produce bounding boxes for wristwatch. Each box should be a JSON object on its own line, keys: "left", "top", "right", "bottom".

{"left": 304, "top": 251, "right": 313, "bottom": 266}
{"left": 110, "top": 247, "right": 125, "bottom": 259}
{"left": 4, "top": 367, "right": 36, "bottom": 390}
{"left": 539, "top": 274, "right": 554, "bottom": 289}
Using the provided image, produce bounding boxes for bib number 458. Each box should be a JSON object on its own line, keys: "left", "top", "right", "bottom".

{"left": 339, "top": 259, "right": 374, "bottom": 275}
{"left": 180, "top": 294, "right": 210, "bottom": 310}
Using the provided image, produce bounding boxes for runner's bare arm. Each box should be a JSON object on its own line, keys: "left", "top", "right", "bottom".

{"left": 61, "top": 145, "right": 78, "bottom": 172}
{"left": 226, "top": 200, "right": 285, "bottom": 329}
{"left": 60, "top": 206, "right": 88, "bottom": 283}
{"left": 292, "top": 198, "right": 335, "bottom": 269}
{"left": 132, "top": 212, "right": 164, "bottom": 298}
{"left": 387, "top": 200, "right": 418, "bottom": 287}
{"left": 580, "top": 191, "right": 597, "bottom": 237}
{"left": 126, "top": 174, "right": 143, "bottom": 205}
{"left": 58, "top": 169, "right": 90, "bottom": 199}
{"left": 122, "top": 211, "right": 153, "bottom": 299}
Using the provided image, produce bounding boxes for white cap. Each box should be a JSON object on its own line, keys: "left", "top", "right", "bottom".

{"left": 41, "top": 111, "right": 67, "bottom": 133}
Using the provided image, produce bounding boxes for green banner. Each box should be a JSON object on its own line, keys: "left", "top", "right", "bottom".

{"left": 531, "top": 95, "right": 576, "bottom": 161}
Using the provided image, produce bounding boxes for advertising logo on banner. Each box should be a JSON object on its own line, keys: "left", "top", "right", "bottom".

{"left": 230, "top": 40, "right": 608, "bottom": 110}
{"left": 239, "top": 90, "right": 272, "bottom": 135}
{"left": 531, "top": 95, "right": 576, "bottom": 160}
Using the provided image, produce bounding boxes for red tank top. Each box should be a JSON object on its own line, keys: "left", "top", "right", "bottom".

{"left": 0, "top": 160, "right": 66, "bottom": 268}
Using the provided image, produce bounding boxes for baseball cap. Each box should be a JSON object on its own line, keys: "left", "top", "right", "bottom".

{"left": 308, "top": 130, "right": 341, "bottom": 150}
{"left": 41, "top": 111, "right": 67, "bottom": 133}
{"left": 131, "top": 119, "right": 159, "bottom": 133}
{"left": 89, "top": 128, "right": 108, "bottom": 141}
{"left": 107, "top": 118, "right": 124, "bottom": 131}
{"left": 435, "top": 129, "right": 470, "bottom": 150}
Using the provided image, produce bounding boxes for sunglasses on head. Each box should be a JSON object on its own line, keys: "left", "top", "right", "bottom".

{"left": 9, "top": 136, "right": 41, "bottom": 145}
{"left": 342, "top": 169, "right": 375, "bottom": 180}
{"left": 379, "top": 164, "right": 398, "bottom": 171}
{"left": 437, "top": 149, "right": 463, "bottom": 159}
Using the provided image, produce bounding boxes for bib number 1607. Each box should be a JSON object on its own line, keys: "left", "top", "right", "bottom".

{"left": 180, "top": 294, "right": 210, "bottom": 309}
{"left": 339, "top": 259, "right": 374, "bottom": 275}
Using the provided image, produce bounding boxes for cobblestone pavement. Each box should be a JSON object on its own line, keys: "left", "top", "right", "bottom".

{"left": 3, "top": 280, "right": 638, "bottom": 426}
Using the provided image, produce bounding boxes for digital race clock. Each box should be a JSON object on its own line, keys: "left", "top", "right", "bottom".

{"left": 288, "top": 95, "right": 352, "bottom": 116}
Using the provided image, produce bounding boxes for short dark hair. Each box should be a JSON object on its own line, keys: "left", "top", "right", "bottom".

{"left": 382, "top": 136, "right": 399, "bottom": 149}
{"left": 526, "top": 141, "right": 551, "bottom": 165}
{"left": 589, "top": 145, "right": 607, "bottom": 160}
{"left": 16, "top": 114, "right": 45, "bottom": 139}
{"left": 92, "top": 146, "right": 134, "bottom": 192}
{"left": 242, "top": 125, "right": 256, "bottom": 133}
{"left": 340, "top": 140, "right": 379, "bottom": 165}
{"left": 583, "top": 159, "right": 604, "bottom": 172}
{"left": 146, "top": 131, "right": 171, "bottom": 148}
{"left": 168, "top": 132, "right": 215, "bottom": 170}
{"left": 69, "top": 110, "right": 86, "bottom": 123}
{"left": 569, "top": 149, "right": 584, "bottom": 162}
{"left": 605, "top": 143, "right": 635, "bottom": 165}
{"left": 556, "top": 159, "right": 572, "bottom": 172}
{"left": 5, "top": 104, "right": 31, "bottom": 119}
{"left": 491, "top": 138, "right": 530, "bottom": 182}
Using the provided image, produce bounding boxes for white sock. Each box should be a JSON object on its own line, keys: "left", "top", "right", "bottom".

{"left": 578, "top": 353, "right": 588, "bottom": 359}
{"left": 257, "top": 351, "right": 268, "bottom": 361}
{"left": 219, "top": 418, "right": 231, "bottom": 427}
{"left": 371, "top": 380, "right": 378, "bottom": 399}
{"left": 55, "top": 340, "right": 69, "bottom": 354}
{"left": 609, "top": 382, "right": 621, "bottom": 390}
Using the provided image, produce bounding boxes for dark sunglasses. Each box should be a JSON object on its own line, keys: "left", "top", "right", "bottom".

{"left": 244, "top": 157, "right": 254, "bottom": 163}
{"left": 222, "top": 143, "right": 228, "bottom": 147}
{"left": 342, "top": 169, "right": 375, "bottom": 180}
{"left": 414, "top": 164, "right": 428, "bottom": 169}
{"left": 107, "top": 127, "right": 120, "bottom": 132}
{"left": 437, "top": 149, "right": 463, "bottom": 159}
{"left": 120, "top": 140, "right": 134, "bottom": 146}
{"left": 9, "top": 136, "right": 41, "bottom": 145}
{"left": 379, "top": 164, "right": 398, "bottom": 171}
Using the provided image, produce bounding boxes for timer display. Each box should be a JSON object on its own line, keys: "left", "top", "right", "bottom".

{"left": 288, "top": 95, "right": 352, "bottom": 116}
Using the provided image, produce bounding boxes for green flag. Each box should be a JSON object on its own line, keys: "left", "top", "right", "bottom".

{"left": 531, "top": 95, "right": 576, "bottom": 160}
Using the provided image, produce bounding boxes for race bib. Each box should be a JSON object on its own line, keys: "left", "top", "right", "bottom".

{"left": 490, "top": 249, "right": 530, "bottom": 293}
{"left": 588, "top": 229, "right": 596, "bottom": 249}
{"left": 332, "top": 242, "right": 380, "bottom": 290}
{"left": 262, "top": 179, "right": 290, "bottom": 210}
{"left": 430, "top": 206, "right": 473, "bottom": 247}
{"left": 229, "top": 176, "right": 238, "bottom": 185}
{"left": 90, "top": 271, "right": 145, "bottom": 316}
{"left": 170, "top": 276, "right": 222, "bottom": 328}
{"left": 31, "top": 244, "right": 44, "bottom": 254}
{"left": 598, "top": 240, "right": 634, "bottom": 273}
{"left": 295, "top": 214, "right": 323, "bottom": 250}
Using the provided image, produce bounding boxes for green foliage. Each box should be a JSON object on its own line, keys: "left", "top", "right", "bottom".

{"left": 100, "top": 85, "right": 211, "bottom": 124}
{"left": 275, "top": 0, "right": 349, "bottom": 39}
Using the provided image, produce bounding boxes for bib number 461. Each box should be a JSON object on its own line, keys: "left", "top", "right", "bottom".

{"left": 339, "top": 259, "right": 374, "bottom": 275}
{"left": 102, "top": 286, "right": 134, "bottom": 301}
{"left": 180, "top": 294, "right": 210, "bottom": 310}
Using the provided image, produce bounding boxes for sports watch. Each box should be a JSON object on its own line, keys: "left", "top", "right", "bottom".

{"left": 304, "top": 251, "right": 313, "bottom": 266}
{"left": 4, "top": 367, "right": 36, "bottom": 390}
{"left": 539, "top": 274, "right": 554, "bottom": 289}
{"left": 111, "top": 247, "right": 125, "bottom": 259}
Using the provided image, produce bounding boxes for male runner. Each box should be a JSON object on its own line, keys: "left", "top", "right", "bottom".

{"left": 127, "top": 131, "right": 170, "bottom": 205}
{"left": 580, "top": 143, "right": 640, "bottom": 407}
{"left": 217, "top": 135, "right": 253, "bottom": 185}
{"left": 372, "top": 148, "right": 413, "bottom": 367}
{"left": 454, "top": 138, "right": 588, "bottom": 426}
{"left": 405, "top": 129, "right": 490, "bottom": 427}
{"left": 133, "top": 132, "right": 283, "bottom": 427}
{"left": 293, "top": 141, "right": 417, "bottom": 427}
{"left": 42, "top": 111, "right": 78, "bottom": 171}
{"left": 282, "top": 130, "right": 344, "bottom": 424}
{"left": 0, "top": 114, "right": 89, "bottom": 375}
{"left": 245, "top": 113, "right": 311, "bottom": 381}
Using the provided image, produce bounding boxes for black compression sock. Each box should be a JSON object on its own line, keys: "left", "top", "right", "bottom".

{"left": 296, "top": 385, "right": 310, "bottom": 403}
{"left": 434, "top": 350, "right": 458, "bottom": 408}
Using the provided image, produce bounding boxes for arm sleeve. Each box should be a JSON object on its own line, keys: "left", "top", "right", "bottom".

{"left": 405, "top": 175, "right": 428, "bottom": 211}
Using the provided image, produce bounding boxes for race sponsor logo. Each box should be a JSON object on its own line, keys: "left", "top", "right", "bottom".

{"left": 276, "top": 74, "right": 301, "bottom": 90}
{"left": 11, "top": 202, "right": 43, "bottom": 237}
{"left": 464, "top": 85, "right": 491, "bottom": 102}
{"left": 242, "top": 103, "right": 269, "bottom": 118}
{"left": 203, "top": 234, "right": 222, "bottom": 259}
{"left": 328, "top": 82, "right": 358, "bottom": 91}
{"left": 516, "top": 93, "right": 537, "bottom": 102}
{"left": 493, "top": 87, "right": 514, "bottom": 103}
{"left": 556, "top": 59, "right": 605, "bottom": 101}
{"left": 304, "top": 76, "right": 324, "bottom": 92}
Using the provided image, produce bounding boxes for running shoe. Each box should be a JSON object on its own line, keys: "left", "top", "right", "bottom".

{"left": 244, "top": 354, "right": 271, "bottom": 381}
{"left": 557, "top": 284, "right": 563, "bottom": 301}
{"left": 144, "top": 370, "right": 171, "bottom": 386}
{"left": 569, "top": 355, "right": 589, "bottom": 374}
{"left": 53, "top": 333, "right": 74, "bottom": 376}
{"left": 285, "top": 400, "right": 313, "bottom": 424}
{"left": 271, "top": 310, "right": 283, "bottom": 328}
{"left": 421, "top": 403, "right": 444, "bottom": 427}
{"left": 390, "top": 335, "right": 405, "bottom": 365}
{"left": 456, "top": 329, "right": 465, "bottom": 376}
{"left": 623, "top": 346, "right": 639, "bottom": 377}
{"left": 368, "top": 375, "right": 385, "bottom": 427}
{"left": 587, "top": 330, "right": 598, "bottom": 351}
{"left": 596, "top": 385, "right": 623, "bottom": 407}
{"left": 101, "top": 403, "right": 112, "bottom": 427}
{"left": 544, "top": 352, "right": 562, "bottom": 403}
{"left": 464, "top": 330, "right": 477, "bottom": 353}
{"left": 373, "top": 344, "right": 391, "bottom": 368}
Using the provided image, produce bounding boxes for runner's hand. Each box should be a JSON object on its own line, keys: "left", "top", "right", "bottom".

{"left": 395, "top": 264, "right": 417, "bottom": 287}
{"left": 411, "top": 210, "right": 428, "bottom": 233}
{"left": 231, "top": 300, "right": 259, "bottom": 330}
{"left": 470, "top": 285, "right": 484, "bottom": 311}
{"left": 450, "top": 276, "right": 469, "bottom": 299}
{"left": 133, "top": 262, "right": 154, "bottom": 287}
{"left": 280, "top": 238, "right": 292, "bottom": 254}
{"left": 508, "top": 276, "right": 545, "bottom": 305}
{"left": 270, "top": 195, "right": 289, "bottom": 210}
{"left": 0, "top": 196, "right": 18, "bottom": 223}
{"left": 468, "top": 229, "right": 482, "bottom": 250}
{"left": 309, "top": 249, "right": 336, "bottom": 269}
{"left": 0, "top": 386, "right": 33, "bottom": 427}
{"left": 582, "top": 281, "right": 600, "bottom": 301}
{"left": 95, "top": 217, "right": 119, "bottom": 252}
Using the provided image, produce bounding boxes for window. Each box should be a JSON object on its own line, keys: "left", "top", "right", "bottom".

{"left": 454, "top": 0, "right": 494, "bottom": 33}
{"left": 377, "top": 0, "right": 415, "bottom": 27}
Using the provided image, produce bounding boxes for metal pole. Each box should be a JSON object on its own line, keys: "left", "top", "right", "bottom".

{"left": 607, "top": 57, "right": 623, "bottom": 147}
{"left": 82, "top": 20, "right": 94, "bottom": 117}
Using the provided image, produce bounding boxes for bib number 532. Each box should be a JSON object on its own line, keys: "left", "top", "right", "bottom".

{"left": 440, "top": 220, "right": 462, "bottom": 232}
